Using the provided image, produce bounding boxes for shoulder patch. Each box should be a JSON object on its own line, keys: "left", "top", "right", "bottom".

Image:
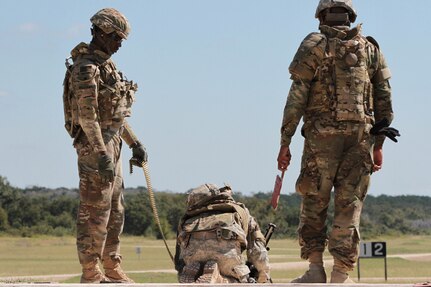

{"left": 73, "top": 61, "right": 98, "bottom": 83}
{"left": 366, "top": 36, "right": 380, "bottom": 50}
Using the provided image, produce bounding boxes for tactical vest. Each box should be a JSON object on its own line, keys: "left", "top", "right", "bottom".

{"left": 96, "top": 59, "right": 137, "bottom": 129}
{"left": 180, "top": 201, "right": 250, "bottom": 248}
{"left": 291, "top": 26, "right": 375, "bottom": 123}
{"left": 63, "top": 61, "right": 78, "bottom": 138}
{"left": 63, "top": 44, "right": 137, "bottom": 138}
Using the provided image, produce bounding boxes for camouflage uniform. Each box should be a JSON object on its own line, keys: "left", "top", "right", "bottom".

{"left": 175, "top": 184, "right": 270, "bottom": 283}
{"left": 63, "top": 8, "right": 140, "bottom": 283}
{"left": 281, "top": 23, "right": 393, "bottom": 272}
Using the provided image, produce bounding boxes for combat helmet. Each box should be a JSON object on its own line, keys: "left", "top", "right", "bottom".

{"left": 186, "top": 184, "right": 233, "bottom": 211}
{"left": 315, "top": 0, "right": 357, "bottom": 23}
{"left": 90, "top": 8, "right": 131, "bottom": 39}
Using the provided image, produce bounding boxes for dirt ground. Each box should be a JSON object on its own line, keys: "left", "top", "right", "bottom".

{"left": 2, "top": 253, "right": 431, "bottom": 283}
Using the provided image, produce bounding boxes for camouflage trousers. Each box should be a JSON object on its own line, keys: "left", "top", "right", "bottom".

{"left": 75, "top": 134, "right": 125, "bottom": 267}
{"left": 180, "top": 236, "right": 250, "bottom": 282}
{"left": 296, "top": 124, "right": 374, "bottom": 271}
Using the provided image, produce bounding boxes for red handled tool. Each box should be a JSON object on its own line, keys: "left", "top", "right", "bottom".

{"left": 271, "top": 171, "right": 285, "bottom": 210}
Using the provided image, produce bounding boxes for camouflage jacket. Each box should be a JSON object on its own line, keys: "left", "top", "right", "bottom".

{"left": 281, "top": 24, "right": 393, "bottom": 148}
{"left": 66, "top": 42, "right": 138, "bottom": 152}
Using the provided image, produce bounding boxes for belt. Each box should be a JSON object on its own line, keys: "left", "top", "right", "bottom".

{"left": 190, "top": 231, "right": 219, "bottom": 240}
{"left": 190, "top": 229, "right": 238, "bottom": 240}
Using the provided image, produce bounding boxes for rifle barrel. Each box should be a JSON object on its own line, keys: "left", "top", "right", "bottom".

{"left": 264, "top": 223, "right": 277, "bottom": 247}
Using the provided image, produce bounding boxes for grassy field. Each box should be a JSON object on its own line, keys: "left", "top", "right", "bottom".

{"left": 0, "top": 235, "right": 430, "bottom": 283}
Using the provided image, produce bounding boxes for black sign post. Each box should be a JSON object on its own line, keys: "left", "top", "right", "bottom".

{"left": 357, "top": 241, "right": 387, "bottom": 281}
{"left": 135, "top": 246, "right": 142, "bottom": 260}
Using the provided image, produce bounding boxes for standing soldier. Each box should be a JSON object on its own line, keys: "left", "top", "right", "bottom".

{"left": 175, "top": 184, "right": 271, "bottom": 284}
{"left": 277, "top": 0, "right": 397, "bottom": 283}
{"left": 63, "top": 8, "right": 147, "bottom": 283}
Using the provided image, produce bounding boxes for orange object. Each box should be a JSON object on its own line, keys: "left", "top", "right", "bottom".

{"left": 271, "top": 171, "right": 285, "bottom": 209}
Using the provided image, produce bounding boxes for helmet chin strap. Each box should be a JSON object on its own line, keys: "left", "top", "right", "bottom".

{"left": 91, "top": 28, "right": 116, "bottom": 56}
{"left": 104, "top": 41, "right": 115, "bottom": 56}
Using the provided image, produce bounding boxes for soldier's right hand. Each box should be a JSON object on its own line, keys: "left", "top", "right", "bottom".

{"left": 131, "top": 141, "right": 148, "bottom": 165}
{"left": 98, "top": 153, "right": 115, "bottom": 183}
{"left": 277, "top": 145, "right": 291, "bottom": 171}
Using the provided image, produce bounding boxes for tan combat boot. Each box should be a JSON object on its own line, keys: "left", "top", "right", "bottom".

{"left": 103, "top": 256, "right": 134, "bottom": 283}
{"left": 291, "top": 264, "right": 327, "bottom": 283}
{"left": 179, "top": 262, "right": 201, "bottom": 283}
{"left": 81, "top": 263, "right": 111, "bottom": 284}
{"left": 330, "top": 270, "right": 355, "bottom": 283}
{"left": 104, "top": 265, "right": 135, "bottom": 283}
{"left": 196, "top": 261, "right": 227, "bottom": 283}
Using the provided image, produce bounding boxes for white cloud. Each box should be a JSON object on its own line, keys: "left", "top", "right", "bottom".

{"left": 18, "top": 23, "right": 39, "bottom": 33}
{"left": 0, "top": 91, "right": 8, "bottom": 97}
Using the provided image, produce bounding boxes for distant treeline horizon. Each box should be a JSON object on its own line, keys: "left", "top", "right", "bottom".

{"left": 1, "top": 175, "right": 430, "bottom": 238}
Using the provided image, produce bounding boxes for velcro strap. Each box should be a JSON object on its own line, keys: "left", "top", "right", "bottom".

{"left": 373, "top": 67, "right": 391, "bottom": 83}
{"left": 289, "top": 62, "right": 315, "bottom": 81}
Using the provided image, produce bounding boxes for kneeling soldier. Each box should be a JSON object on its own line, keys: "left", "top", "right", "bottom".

{"left": 174, "top": 184, "right": 271, "bottom": 283}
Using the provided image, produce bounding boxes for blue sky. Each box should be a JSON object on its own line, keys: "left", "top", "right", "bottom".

{"left": 0, "top": 0, "right": 430, "bottom": 196}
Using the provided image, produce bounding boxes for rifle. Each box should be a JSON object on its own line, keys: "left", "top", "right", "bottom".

{"left": 264, "top": 223, "right": 276, "bottom": 250}
{"left": 247, "top": 223, "right": 277, "bottom": 283}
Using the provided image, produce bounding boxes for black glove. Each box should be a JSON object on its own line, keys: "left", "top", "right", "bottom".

{"left": 370, "top": 118, "right": 401, "bottom": 143}
{"left": 97, "top": 154, "right": 115, "bottom": 183}
{"left": 131, "top": 141, "right": 148, "bottom": 166}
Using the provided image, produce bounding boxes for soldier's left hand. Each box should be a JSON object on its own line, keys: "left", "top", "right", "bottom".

{"left": 131, "top": 141, "right": 148, "bottom": 165}
{"left": 97, "top": 153, "right": 115, "bottom": 183}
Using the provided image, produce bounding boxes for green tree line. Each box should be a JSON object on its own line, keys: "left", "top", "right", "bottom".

{"left": 1, "top": 176, "right": 430, "bottom": 238}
